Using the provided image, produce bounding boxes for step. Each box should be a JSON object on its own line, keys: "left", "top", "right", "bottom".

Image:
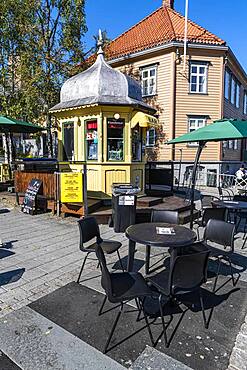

{"left": 61, "top": 199, "right": 102, "bottom": 217}
{"left": 131, "top": 346, "right": 192, "bottom": 370}
{"left": 137, "top": 196, "right": 163, "bottom": 207}
{"left": 0, "top": 306, "right": 125, "bottom": 370}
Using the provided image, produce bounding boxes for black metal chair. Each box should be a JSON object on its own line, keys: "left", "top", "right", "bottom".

{"left": 77, "top": 216, "right": 124, "bottom": 283}
{"left": 218, "top": 186, "right": 234, "bottom": 201}
{"left": 203, "top": 219, "right": 240, "bottom": 291}
{"left": 95, "top": 244, "right": 154, "bottom": 353}
{"left": 151, "top": 210, "right": 179, "bottom": 224}
{"left": 194, "top": 207, "right": 227, "bottom": 239}
{"left": 232, "top": 195, "right": 247, "bottom": 237}
{"left": 147, "top": 244, "right": 210, "bottom": 347}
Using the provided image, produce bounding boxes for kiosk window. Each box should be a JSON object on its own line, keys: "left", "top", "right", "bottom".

{"left": 132, "top": 126, "right": 142, "bottom": 161}
{"left": 86, "top": 120, "right": 98, "bottom": 160}
{"left": 107, "top": 118, "right": 124, "bottom": 161}
{"left": 63, "top": 122, "right": 74, "bottom": 161}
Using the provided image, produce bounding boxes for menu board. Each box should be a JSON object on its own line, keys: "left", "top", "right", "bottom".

{"left": 22, "top": 179, "right": 42, "bottom": 215}
{"left": 60, "top": 172, "right": 83, "bottom": 203}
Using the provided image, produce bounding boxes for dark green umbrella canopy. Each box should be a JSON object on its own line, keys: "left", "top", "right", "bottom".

{"left": 0, "top": 116, "right": 44, "bottom": 133}
{"left": 168, "top": 119, "right": 247, "bottom": 144}
{"left": 168, "top": 118, "right": 247, "bottom": 229}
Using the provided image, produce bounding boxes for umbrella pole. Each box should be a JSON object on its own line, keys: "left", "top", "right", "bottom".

{"left": 4, "top": 131, "right": 12, "bottom": 180}
{"left": 189, "top": 141, "right": 206, "bottom": 229}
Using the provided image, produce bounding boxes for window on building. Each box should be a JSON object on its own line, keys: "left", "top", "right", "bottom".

{"left": 230, "top": 77, "right": 236, "bottom": 105}
{"left": 244, "top": 91, "right": 247, "bottom": 115}
{"left": 132, "top": 126, "right": 142, "bottom": 161}
{"left": 234, "top": 140, "right": 238, "bottom": 150}
{"left": 146, "top": 127, "right": 156, "bottom": 146}
{"left": 86, "top": 120, "right": 98, "bottom": 160}
{"left": 228, "top": 140, "right": 233, "bottom": 149}
{"left": 228, "top": 71, "right": 241, "bottom": 108}
{"left": 107, "top": 118, "right": 124, "bottom": 161}
{"left": 189, "top": 62, "right": 208, "bottom": 93}
{"left": 141, "top": 66, "right": 157, "bottom": 96}
{"left": 188, "top": 117, "right": 206, "bottom": 146}
{"left": 224, "top": 69, "right": 230, "bottom": 100}
{"left": 236, "top": 81, "right": 240, "bottom": 108}
{"left": 63, "top": 121, "right": 74, "bottom": 161}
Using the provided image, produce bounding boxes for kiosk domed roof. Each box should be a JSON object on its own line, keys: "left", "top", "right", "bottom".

{"left": 50, "top": 32, "right": 155, "bottom": 112}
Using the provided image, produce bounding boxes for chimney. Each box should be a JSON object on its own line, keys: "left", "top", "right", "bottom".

{"left": 163, "top": 0, "right": 174, "bottom": 8}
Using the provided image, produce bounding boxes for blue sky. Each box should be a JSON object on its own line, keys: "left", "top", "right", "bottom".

{"left": 84, "top": 0, "right": 247, "bottom": 71}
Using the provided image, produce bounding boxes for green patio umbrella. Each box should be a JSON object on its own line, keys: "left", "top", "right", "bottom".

{"left": 0, "top": 116, "right": 44, "bottom": 134}
{"left": 0, "top": 116, "right": 44, "bottom": 179}
{"left": 168, "top": 119, "right": 247, "bottom": 228}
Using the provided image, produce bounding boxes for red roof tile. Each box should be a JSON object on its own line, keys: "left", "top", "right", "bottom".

{"left": 104, "top": 6, "right": 226, "bottom": 61}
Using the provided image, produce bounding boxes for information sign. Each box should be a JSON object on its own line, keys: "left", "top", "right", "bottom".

{"left": 60, "top": 172, "right": 83, "bottom": 203}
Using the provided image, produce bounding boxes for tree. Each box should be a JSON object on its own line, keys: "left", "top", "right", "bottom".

{"left": 0, "top": 0, "right": 87, "bottom": 157}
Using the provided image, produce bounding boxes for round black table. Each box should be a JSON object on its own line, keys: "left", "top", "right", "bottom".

{"left": 212, "top": 200, "right": 247, "bottom": 210}
{"left": 125, "top": 223, "right": 196, "bottom": 273}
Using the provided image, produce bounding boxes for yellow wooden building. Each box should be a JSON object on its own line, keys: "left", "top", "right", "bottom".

{"left": 50, "top": 37, "right": 157, "bottom": 196}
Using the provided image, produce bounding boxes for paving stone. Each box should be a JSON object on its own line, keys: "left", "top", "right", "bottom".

{"left": 229, "top": 348, "right": 247, "bottom": 370}
{"left": 131, "top": 346, "right": 193, "bottom": 370}
{"left": 0, "top": 306, "right": 125, "bottom": 370}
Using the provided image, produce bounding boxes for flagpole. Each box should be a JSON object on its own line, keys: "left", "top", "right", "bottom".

{"left": 183, "top": 0, "right": 189, "bottom": 71}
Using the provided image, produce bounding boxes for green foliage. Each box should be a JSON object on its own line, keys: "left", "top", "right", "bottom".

{"left": 0, "top": 0, "right": 87, "bottom": 155}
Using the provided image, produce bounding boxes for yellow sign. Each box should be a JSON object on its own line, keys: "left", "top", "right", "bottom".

{"left": 60, "top": 172, "right": 83, "bottom": 203}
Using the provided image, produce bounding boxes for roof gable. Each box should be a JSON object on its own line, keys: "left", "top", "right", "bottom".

{"left": 104, "top": 6, "right": 226, "bottom": 61}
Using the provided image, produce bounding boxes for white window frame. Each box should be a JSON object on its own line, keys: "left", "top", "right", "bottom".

{"left": 189, "top": 62, "right": 208, "bottom": 94}
{"left": 236, "top": 82, "right": 240, "bottom": 108}
{"left": 224, "top": 69, "right": 230, "bottom": 100}
{"left": 244, "top": 91, "right": 247, "bottom": 115}
{"left": 141, "top": 66, "right": 157, "bottom": 97}
{"left": 187, "top": 117, "right": 206, "bottom": 147}
{"left": 234, "top": 140, "right": 238, "bottom": 150}
{"left": 146, "top": 127, "right": 156, "bottom": 147}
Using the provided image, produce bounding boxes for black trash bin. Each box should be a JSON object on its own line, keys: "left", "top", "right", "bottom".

{"left": 112, "top": 183, "right": 140, "bottom": 233}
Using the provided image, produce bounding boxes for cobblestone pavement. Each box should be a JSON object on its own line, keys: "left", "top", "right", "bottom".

{"left": 0, "top": 204, "right": 246, "bottom": 370}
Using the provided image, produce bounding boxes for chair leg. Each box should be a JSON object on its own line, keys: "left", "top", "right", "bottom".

{"left": 242, "top": 235, "right": 247, "bottom": 249}
{"left": 158, "top": 294, "right": 168, "bottom": 347}
{"left": 139, "top": 297, "right": 154, "bottom": 346}
{"left": 226, "top": 256, "right": 240, "bottom": 287}
{"left": 135, "top": 298, "right": 142, "bottom": 322}
{"left": 196, "top": 227, "right": 200, "bottom": 240}
{"left": 145, "top": 245, "right": 151, "bottom": 275}
{"left": 199, "top": 289, "right": 208, "bottom": 329}
{"left": 103, "top": 302, "right": 123, "bottom": 354}
{"left": 212, "top": 257, "right": 222, "bottom": 292}
{"left": 77, "top": 252, "right": 90, "bottom": 283}
{"left": 117, "top": 250, "right": 124, "bottom": 272}
{"left": 98, "top": 295, "right": 107, "bottom": 316}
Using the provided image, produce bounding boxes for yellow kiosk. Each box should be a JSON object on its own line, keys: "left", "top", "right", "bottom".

{"left": 50, "top": 34, "right": 158, "bottom": 197}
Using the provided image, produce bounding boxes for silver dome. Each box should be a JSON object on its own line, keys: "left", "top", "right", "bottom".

{"left": 50, "top": 51, "right": 154, "bottom": 112}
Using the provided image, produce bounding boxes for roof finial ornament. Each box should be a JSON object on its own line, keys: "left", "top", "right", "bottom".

{"left": 97, "top": 29, "right": 104, "bottom": 55}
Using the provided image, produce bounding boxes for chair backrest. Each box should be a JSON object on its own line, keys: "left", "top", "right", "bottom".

{"left": 77, "top": 216, "right": 102, "bottom": 251}
{"left": 151, "top": 210, "right": 179, "bottom": 224}
{"left": 202, "top": 207, "right": 226, "bottom": 226}
{"left": 95, "top": 244, "right": 112, "bottom": 298}
{"left": 203, "top": 219, "right": 235, "bottom": 251}
{"left": 169, "top": 245, "right": 210, "bottom": 295}
{"left": 218, "top": 186, "right": 223, "bottom": 199}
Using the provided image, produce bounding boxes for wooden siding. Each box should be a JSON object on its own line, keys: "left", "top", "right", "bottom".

{"left": 111, "top": 47, "right": 225, "bottom": 163}
{"left": 113, "top": 51, "right": 174, "bottom": 161}
{"left": 14, "top": 171, "right": 56, "bottom": 198}
{"left": 173, "top": 48, "right": 224, "bottom": 162}
{"left": 223, "top": 55, "right": 247, "bottom": 161}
